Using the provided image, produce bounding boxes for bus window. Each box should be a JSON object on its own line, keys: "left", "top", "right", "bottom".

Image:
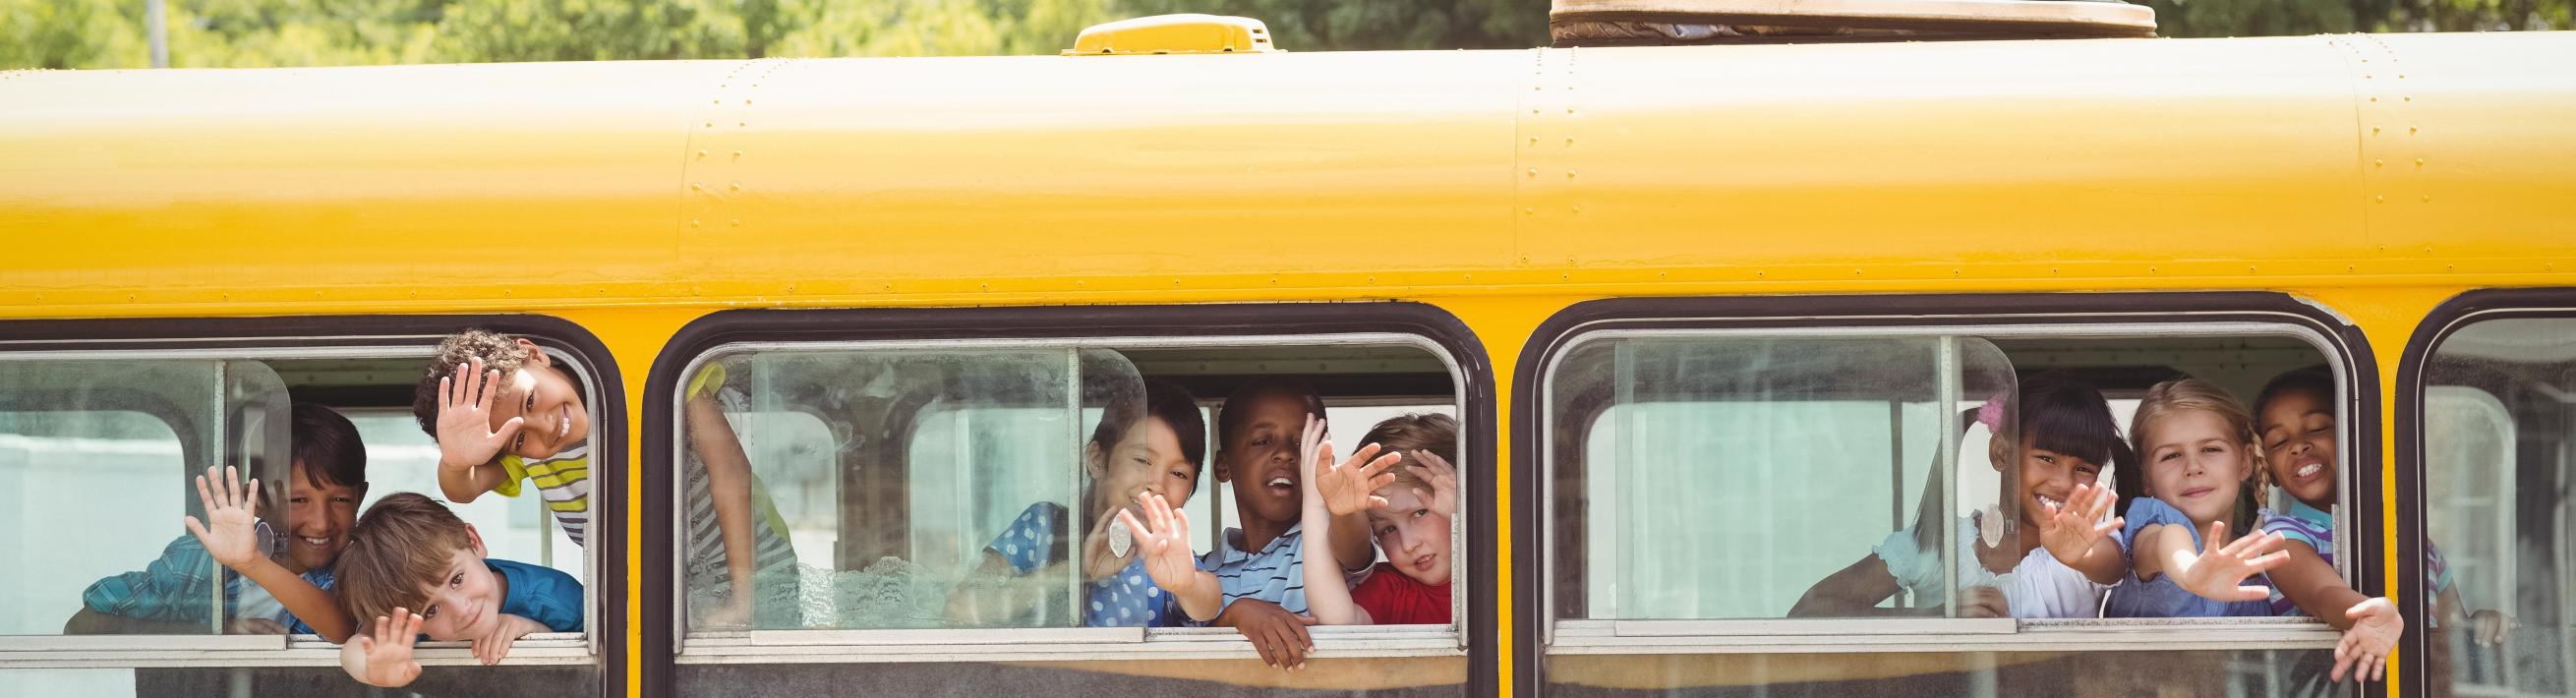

{"left": 1, "top": 359, "right": 290, "bottom": 642}
{"left": 2423, "top": 316, "right": 2576, "bottom": 696}
{"left": 673, "top": 334, "right": 1469, "bottom": 696}
{"left": 0, "top": 343, "right": 608, "bottom": 698}
{"left": 1551, "top": 335, "right": 2020, "bottom": 622}
{"left": 1540, "top": 321, "right": 2355, "bottom": 697}
{"left": 679, "top": 347, "right": 1133, "bottom": 633}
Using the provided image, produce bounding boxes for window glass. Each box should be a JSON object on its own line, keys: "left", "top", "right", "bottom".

{"left": 2425, "top": 317, "right": 2576, "bottom": 695}
{"left": 1551, "top": 335, "right": 2018, "bottom": 620}
{"left": 683, "top": 347, "right": 1142, "bottom": 631}
{"left": 0, "top": 359, "right": 289, "bottom": 638}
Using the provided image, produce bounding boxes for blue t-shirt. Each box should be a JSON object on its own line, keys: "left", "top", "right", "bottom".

{"left": 2104, "top": 497, "right": 2275, "bottom": 618}
{"left": 986, "top": 501, "right": 1184, "bottom": 627}
{"left": 490, "top": 558, "right": 584, "bottom": 633}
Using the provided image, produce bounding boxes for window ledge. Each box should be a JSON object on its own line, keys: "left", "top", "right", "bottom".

{"left": 1549, "top": 617, "right": 2339, "bottom": 655}
{"left": 678, "top": 626, "right": 1463, "bottom": 664}
{"left": 0, "top": 633, "right": 592, "bottom": 669}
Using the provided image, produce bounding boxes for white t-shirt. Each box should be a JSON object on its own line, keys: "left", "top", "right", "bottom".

{"left": 1873, "top": 513, "right": 2112, "bottom": 618}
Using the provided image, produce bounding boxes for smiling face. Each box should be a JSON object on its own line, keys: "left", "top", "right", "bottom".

{"left": 280, "top": 461, "right": 366, "bottom": 573}
{"left": 1214, "top": 391, "right": 1311, "bottom": 527}
{"left": 2258, "top": 386, "right": 2337, "bottom": 509}
{"left": 2138, "top": 409, "right": 2258, "bottom": 527}
{"left": 488, "top": 340, "right": 590, "bottom": 460}
{"left": 1090, "top": 416, "right": 1200, "bottom": 516}
{"left": 2005, "top": 435, "right": 2105, "bottom": 530}
{"left": 1366, "top": 485, "right": 1450, "bottom": 586}
{"left": 411, "top": 532, "right": 502, "bottom": 641}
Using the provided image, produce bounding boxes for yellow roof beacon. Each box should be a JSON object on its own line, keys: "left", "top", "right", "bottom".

{"left": 1064, "top": 14, "right": 1279, "bottom": 55}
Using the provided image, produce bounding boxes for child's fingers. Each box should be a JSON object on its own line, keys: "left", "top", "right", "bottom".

{"left": 2244, "top": 550, "right": 2291, "bottom": 572}
{"left": 184, "top": 515, "right": 209, "bottom": 542}
{"left": 1146, "top": 492, "right": 1175, "bottom": 530}
{"left": 195, "top": 473, "right": 217, "bottom": 510}
{"left": 493, "top": 416, "right": 524, "bottom": 443}
{"left": 460, "top": 357, "right": 484, "bottom": 405}
{"left": 1346, "top": 449, "right": 1388, "bottom": 478}
{"left": 2228, "top": 584, "right": 2271, "bottom": 602}
{"left": 482, "top": 369, "right": 505, "bottom": 409}
{"left": 223, "top": 464, "right": 245, "bottom": 506}
{"left": 243, "top": 478, "right": 259, "bottom": 516}
{"left": 1246, "top": 626, "right": 1282, "bottom": 668}
{"left": 2205, "top": 520, "right": 2232, "bottom": 550}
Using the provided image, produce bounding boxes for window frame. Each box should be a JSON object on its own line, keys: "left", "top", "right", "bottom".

{"left": 1510, "top": 293, "right": 2386, "bottom": 697}
{"left": 671, "top": 333, "right": 1469, "bottom": 657}
{"left": 644, "top": 304, "right": 1497, "bottom": 696}
{"left": 1540, "top": 322, "right": 2351, "bottom": 649}
{"left": 0, "top": 317, "right": 621, "bottom": 696}
{"left": 2398, "top": 288, "right": 2576, "bottom": 698}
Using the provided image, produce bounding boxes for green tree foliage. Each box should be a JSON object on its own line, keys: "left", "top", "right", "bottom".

{"left": 1, "top": 0, "right": 146, "bottom": 68}
{"left": 0, "top": 0, "right": 2564, "bottom": 69}
{"left": 2145, "top": 0, "right": 2564, "bottom": 36}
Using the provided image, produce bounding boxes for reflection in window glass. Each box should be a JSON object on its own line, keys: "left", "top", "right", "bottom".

{"left": 0, "top": 359, "right": 288, "bottom": 638}
{"left": 1545, "top": 649, "right": 2345, "bottom": 697}
{"left": 685, "top": 348, "right": 1140, "bottom": 631}
{"left": 2426, "top": 317, "right": 2576, "bottom": 696}
{"left": 1551, "top": 335, "right": 2017, "bottom": 620}
{"left": 0, "top": 411, "right": 186, "bottom": 636}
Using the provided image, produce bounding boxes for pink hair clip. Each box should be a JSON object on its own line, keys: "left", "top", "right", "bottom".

{"left": 1976, "top": 392, "right": 2008, "bottom": 432}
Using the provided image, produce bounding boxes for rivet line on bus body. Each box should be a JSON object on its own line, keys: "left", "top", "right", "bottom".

{"left": 697, "top": 149, "right": 708, "bottom": 160}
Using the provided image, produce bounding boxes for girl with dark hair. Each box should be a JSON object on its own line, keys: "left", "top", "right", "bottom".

{"left": 1793, "top": 372, "right": 2136, "bottom": 618}
{"left": 947, "top": 378, "right": 1207, "bottom": 627}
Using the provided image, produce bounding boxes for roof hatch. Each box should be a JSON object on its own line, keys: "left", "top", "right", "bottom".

{"left": 1065, "top": 14, "right": 1280, "bottom": 55}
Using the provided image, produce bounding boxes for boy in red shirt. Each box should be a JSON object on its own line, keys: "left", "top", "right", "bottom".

{"left": 1300, "top": 413, "right": 1457, "bottom": 625}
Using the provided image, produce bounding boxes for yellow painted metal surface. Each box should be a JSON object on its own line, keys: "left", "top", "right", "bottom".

{"left": 5, "top": 29, "right": 2576, "bottom": 698}
{"left": 5, "top": 33, "right": 2571, "bottom": 317}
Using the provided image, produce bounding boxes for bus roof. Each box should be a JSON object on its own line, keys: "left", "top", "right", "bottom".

{"left": 4, "top": 32, "right": 2573, "bottom": 317}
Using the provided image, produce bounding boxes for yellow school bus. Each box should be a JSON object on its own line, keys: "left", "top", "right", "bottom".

{"left": 2, "top": 14, "right": 2573, "bottom": 698}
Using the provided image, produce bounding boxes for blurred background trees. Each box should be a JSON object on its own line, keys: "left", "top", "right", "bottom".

{"left": 2, "top": 0, "right": 2566, "bottom": 69}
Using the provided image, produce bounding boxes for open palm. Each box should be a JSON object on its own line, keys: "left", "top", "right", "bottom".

{"left": 2176, "top": 521, "right": 2289, "bottom": 602}
{"left": 437, "top": 356, "right": 524, "bottom": 468}
{"left": 2036, "top": 482, "right": 2121, "bottom": 566}
{"left": 1303, "top": 415, "right": 1397, "bottom": 516}
{"left": 1118, "top": 492, "right": 1200, "bottom": 596}
{"left": 182, "top": 465, "right": 262, "bottom": 568}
